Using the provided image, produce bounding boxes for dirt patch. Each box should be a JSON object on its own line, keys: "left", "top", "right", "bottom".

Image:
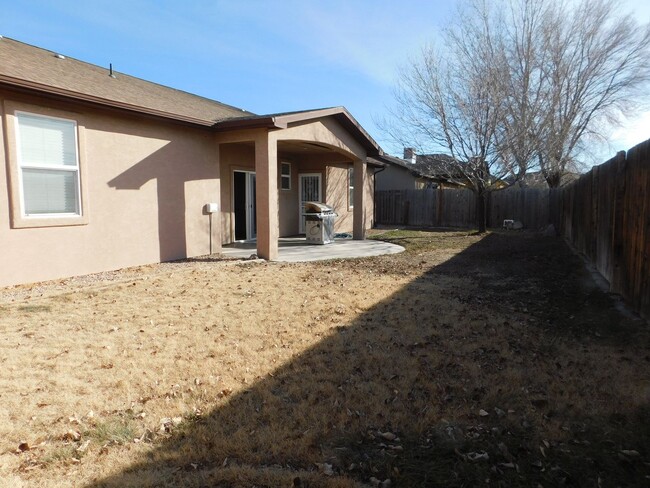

{"left": 0, "top": 230, "right": 648, "bottom": 487}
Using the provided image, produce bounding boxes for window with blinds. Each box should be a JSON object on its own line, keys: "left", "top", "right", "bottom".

{"left": 16, "top": 112, "right": 81, "bottom": 216}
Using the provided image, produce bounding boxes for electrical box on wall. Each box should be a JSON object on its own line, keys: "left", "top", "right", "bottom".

{"left": 205, "top": 203, "right": 219, "bottom": 213}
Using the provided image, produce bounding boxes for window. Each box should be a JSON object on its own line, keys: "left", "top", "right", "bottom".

{"left": 15, "top": 112, "right": 81, "bottom": 216}
{"left": 348, "top": 166, "right": 354, "bottom": 208}
{"left": 281, "top": 162, "right": 291, "bottom": 190}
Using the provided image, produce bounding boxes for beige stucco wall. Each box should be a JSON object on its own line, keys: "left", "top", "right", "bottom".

{"left": 277, "top": 157, "right": 299, "bottom": 237}
{"left": 1, "top": 92, "right": 379, "bottom": 286}
{"left": 0, "top": 91, "right": 219, "bottom": 287}
{"left": 365, "top": 165, "right": 375, "bottom": 229}
{"left": 324, "top": 163, "right": 374, "bottom": 233}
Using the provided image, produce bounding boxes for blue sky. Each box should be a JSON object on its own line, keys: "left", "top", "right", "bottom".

{"left": 2, "top": 0, "right": 649, "bottom": 163}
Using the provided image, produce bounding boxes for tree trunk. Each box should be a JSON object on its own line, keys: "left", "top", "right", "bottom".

{"left": 545, "top": 170, "right": 562, "bottom": 188}
{"left": 476, "top": 189, "right": 487, "bottom": 233}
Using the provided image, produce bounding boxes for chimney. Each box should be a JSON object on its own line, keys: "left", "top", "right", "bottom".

{"left": 403, "top": 147, "right": 416, "bottom": 164}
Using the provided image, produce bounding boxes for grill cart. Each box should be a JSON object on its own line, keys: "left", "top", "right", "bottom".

{"left": 303, "top": 202, "right": 337, "bottom": 244}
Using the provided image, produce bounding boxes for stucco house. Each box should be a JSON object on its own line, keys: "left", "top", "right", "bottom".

{"left": 0, "top": 37, "right": 385, "bottom": 287}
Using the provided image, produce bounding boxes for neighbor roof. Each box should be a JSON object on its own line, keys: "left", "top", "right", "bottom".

{"left": 0, "top": 37, "right": 251, "bottom": 126}
{"left": 371, "top": 153, "right": 437, "bottom": 179}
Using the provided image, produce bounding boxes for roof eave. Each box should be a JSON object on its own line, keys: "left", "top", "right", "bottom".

{"left": 0, "top": 75, "right": 217, "bottom": 127}
{"left": 212, "top": 117, "right": 287, "bottom": 131}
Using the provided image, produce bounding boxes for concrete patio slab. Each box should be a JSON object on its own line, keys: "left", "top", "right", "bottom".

{"left": 221, "top": 238, "right": 404, "bottom": 262}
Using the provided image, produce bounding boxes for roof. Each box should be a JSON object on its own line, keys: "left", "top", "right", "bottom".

{"left": 0, "top": 37, "right": 383, "bottom": 157}
{"left": 371, "top": 153, "right": 437, "bottom": 179}
{"left": 413, "top": 153, "right": 457, "bottom": 175}
{"left": 215, "top": 107, "right": 382, "bottom": 157}
{"left": 0, "top": 37, "right": 251, "bottom": 126}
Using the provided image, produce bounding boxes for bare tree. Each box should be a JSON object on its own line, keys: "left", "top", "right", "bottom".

{"left": 384, "top": 0, "right": 650, "bottom": 216}
{"left": 533, "top": 0, "right": 650, "bottom": 187}
{"left": 385, "top": 1, "right": 518, "bottom": 232}
{"left": 497, "top": 0, "right": 551, "bottom": 182}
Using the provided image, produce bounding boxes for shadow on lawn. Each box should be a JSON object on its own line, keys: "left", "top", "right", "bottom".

{"left": 87, "top": 233, "right": 649, "bottom": 487}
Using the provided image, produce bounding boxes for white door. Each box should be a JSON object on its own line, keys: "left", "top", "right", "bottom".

{"left": 299, "top": 173, "right": 322, "bottom": 234}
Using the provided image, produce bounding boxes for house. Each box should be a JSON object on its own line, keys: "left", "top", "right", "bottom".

{"left": 376, "top": 148, "right": 471, "bottom": 190}
{"left": 399, "top": 148, "right": 515, "bottom": 190}
{"left": 373, "top": 153, "right": 436, "bottom": 191}
{"left": 0, "top": 37, "right": 384, "bottom": 287}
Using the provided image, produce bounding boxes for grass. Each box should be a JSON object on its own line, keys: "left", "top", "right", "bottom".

{"left": 0, "top": 229, "right": 648, "bottom": 487}
{"left": 86, "top": 419, "right": 136, "bottom": 445}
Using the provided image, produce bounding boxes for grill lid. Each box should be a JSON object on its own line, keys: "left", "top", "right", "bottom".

{"left": 304, "top": 201, "right": 335, "bottom": 214}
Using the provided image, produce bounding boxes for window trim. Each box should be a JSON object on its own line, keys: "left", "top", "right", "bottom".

{"left": 4, "top": 101, "right": 89, "bottom": 228}
{"left": 15, "top": 111, "right": 82, "bottom": 218}
{"left": 280, "top": 161, "right": 291, "bottom": 190}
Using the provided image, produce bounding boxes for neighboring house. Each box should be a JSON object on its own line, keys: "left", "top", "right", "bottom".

{"left": 381, "top": 148, "right": 470, "bottom": 189}
{"left": 373, "top": 153, "right": 436, "bottom": 191}
{"left": 0, "top": 37, "right": 382, "bottom": 287}
{"left": 403, "top": 148, "right": 513, "bottom": 190}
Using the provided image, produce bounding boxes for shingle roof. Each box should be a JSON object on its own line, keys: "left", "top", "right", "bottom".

{"left": 0, "top": 37, "right": 252, "bottom": 125}
{"left": 0, "top": 37, "right": 384, "bottom": 156}
{"left": 371, "top": 153, "right": 436, "bottom": 178}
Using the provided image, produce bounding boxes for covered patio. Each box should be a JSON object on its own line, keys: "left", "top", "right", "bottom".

{"left": 214, "top": 107, "right": 384, "bottom": 261}
{"left": 221, "top": 237, "right": 404, "bottom": 262}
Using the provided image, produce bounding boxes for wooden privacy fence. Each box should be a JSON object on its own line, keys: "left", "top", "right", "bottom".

{"left": 375, "top": 140, "right": 649, "bottom": 320}
{"left": 553, "top": 140, "right": 650, "bottom": 320}
{"left": 375, "top": 187, "right": 550, "bottom": 230}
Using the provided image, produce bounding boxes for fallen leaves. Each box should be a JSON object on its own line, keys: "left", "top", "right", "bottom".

{"left": 159, "top": 417, "right": 182, "bottom": 434}
{"left": 3, "top": 230, "right": 650, "bottom": 487}
{"left": 379, "top": 431, "right": 398, "bottom": 442}
{"left": 62, "top": 430, "right": 81, "bottom": 442}
{"left": 315, "top": 462, "right": 334, "bottom": 476}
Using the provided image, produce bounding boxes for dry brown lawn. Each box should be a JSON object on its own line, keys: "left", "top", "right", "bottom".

{"left": 0, "top": 230, "right": 648, "bottom": 487}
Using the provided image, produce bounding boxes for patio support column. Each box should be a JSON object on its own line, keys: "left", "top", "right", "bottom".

{"left": 255, "top": 131, "right": 279, "bottom": 260}
{"left": 211, "top": 142, "right": 222, "bottom": 254}
{"left": 353, "top": 157, "right": 367, "bottom": 240}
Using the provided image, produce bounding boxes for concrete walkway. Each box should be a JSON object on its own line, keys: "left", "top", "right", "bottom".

{"left": 221, "top": 237, "right": 404, "bottom": 262}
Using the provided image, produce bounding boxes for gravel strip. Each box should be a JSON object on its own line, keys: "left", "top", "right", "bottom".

{"left": 0, "top": 255, "right": 251, "bottom": 304}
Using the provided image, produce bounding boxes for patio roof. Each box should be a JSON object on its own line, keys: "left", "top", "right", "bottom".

{"left": 214, "top": 107, "right": 383, "bottom": 158}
